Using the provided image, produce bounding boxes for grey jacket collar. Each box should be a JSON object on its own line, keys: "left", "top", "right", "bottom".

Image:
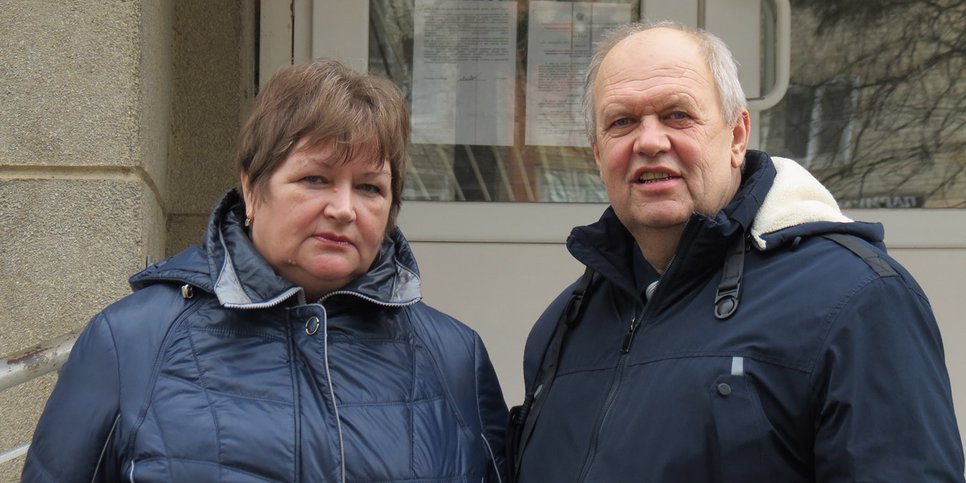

{"left": 135, "top": 189, "right": 422, "bottom": 309}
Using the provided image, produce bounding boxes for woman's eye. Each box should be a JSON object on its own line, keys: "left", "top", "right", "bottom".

{"left": 302, "top": 176, "right": 327, "bottom": 185}
{"left": 358, "top": 184, "right": 383, "bottom": 195}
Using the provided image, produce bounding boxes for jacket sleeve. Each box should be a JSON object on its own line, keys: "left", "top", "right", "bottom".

{"left": 473, "top": 334, "right": 509, "bottom": 483}
{"left": 812, "top": 274, "right": 965, "bottom": 482}
{"left": 22, "top": 313, "right": 121, "bottom": 483}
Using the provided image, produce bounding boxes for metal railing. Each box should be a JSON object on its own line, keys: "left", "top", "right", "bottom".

{"left": 0, "top": 330, "right": 79, "bottom": 465}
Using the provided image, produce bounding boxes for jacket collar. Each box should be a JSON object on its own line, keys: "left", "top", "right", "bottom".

{"left": 750, "top": 156, "right": 883, "bottom": 250}
{"left": 131, "top": 189, "right": 422, "bottom": 308}
{"left": 567, "top": 150, "right": 884, "bottom": 299}
{"left": 566, "top": 151, "right": 771, "bottom": 296}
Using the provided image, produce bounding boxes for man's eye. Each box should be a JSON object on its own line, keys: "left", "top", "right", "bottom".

{"left": 610, "top": 118, "right": 635, "bottom": 128}
{"left": 666, "top": 112, "right": 690, "bottom": 121}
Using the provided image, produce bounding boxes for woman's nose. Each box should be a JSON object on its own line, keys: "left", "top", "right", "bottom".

{"left": 323, "top": 186, "right": 356, "bottom": 223}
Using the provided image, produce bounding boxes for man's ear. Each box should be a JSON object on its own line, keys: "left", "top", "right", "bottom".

{"left": 592, "top": 142, "right": 602, "bottom": 169}
{"left": 730, "top": 110, "right": 751, "bottom": 169}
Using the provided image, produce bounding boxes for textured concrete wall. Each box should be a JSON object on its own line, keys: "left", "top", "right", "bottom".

{"left": 0, "top": 0, "right": 254, "bottom": 479}
{"left": 167, "top": 0, "right": 257, "bottom": 253}
{"left": 0, "top": 1, "right": 159, "bottom": 478}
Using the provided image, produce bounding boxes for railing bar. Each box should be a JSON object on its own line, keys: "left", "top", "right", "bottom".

{"left": 0, "top": 443, "right": 29, "bottom": 465}
{"left": 0, "top": 329, "right": 80, "bottom": 392}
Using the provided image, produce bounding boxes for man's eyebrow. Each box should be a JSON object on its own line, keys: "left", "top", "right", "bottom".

{"left": 659, "top": 94, "right": 699, "bottom": 111}
{"left": 598, "top": 93, "right": 700, "bottom": 117}
{"left": 598, "top": 101, "right": 633, "bottom": 120}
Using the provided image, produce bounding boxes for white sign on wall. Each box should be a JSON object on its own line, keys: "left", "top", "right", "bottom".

{"left": 411, "top": 0, "right": 518, "bottom": 146}
{"left": 524, "top": 2, "right": 632, "bottom": 147}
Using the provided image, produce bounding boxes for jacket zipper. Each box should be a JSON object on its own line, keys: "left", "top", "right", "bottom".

{"left": 621, "top": 316, "right": 641, "bottom": 353}
{"left": 319, "top": 289, "right": 419, "bottom": 308}
{"left": 224, "top": 286, "right": 303, "bottom": 310}
{"left": 319, "top": 311, "right": 347, "bottom": 483}
{"left": 575, "top": 305, "right": 645, "bottom": 481}
{"left": 287, "top": 322, "right": 303, "bottom": 483}
{"left": 622, "top": 254, "right": 674, "bottom": 353}
{"left": 294, "top": 292, "right": 413, "bottom": 481}
{"left": 295, "top": 308, "right": 346, "bottom": 483}
{"left": 573, "top": 220, "right": 695, "bottom": 480}
{"left": 575, "top": 349, "right": 628, "bottom": 482}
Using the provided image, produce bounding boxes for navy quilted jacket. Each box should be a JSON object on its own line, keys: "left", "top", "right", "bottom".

{"left": 517, "top": 151, "right": 964, "bottom": 482}
{"left": 23, "top": 190, "right": 508, "bottom": 482}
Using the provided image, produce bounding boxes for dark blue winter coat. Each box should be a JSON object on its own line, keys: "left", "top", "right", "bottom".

{"left": 517, "top": 151, "right": 964, "bottom": 482}
{"left": 23, "top": 190, "right": 508, "bottom": 482}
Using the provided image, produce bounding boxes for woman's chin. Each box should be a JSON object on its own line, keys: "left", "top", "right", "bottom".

{"left": 306, "top": 268, "right": 362, "bottom": 292}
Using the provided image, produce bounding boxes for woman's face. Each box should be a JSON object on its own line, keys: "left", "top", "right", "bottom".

{"left": 242, "top": 138, "right": 392, "bottom": 300}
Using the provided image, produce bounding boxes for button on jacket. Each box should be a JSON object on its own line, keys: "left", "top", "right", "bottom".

{"left": 517, "top": 151, "right": 964, "bottom": 482}
{"left": 23, "top": 190, "right": 508, "bottom": 482}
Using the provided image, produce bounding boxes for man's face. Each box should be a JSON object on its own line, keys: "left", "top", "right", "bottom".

{"left": 592, "top": 28, "right": 749, "bottom": 241}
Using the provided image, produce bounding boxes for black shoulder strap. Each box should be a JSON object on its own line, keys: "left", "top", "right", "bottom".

{"left": 823, "top": 233, "right": 898, "bottom": 277}
{"left": 714, "top": 232, "right": 747, "bottom": 320}
{"left": 511, "top": 266, "right": 595, "bottom": 478}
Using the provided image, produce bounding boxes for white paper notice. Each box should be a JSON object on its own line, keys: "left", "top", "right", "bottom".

{"left": 411, "top": 0, "right": 517, "bottom": 146}
{"left": 525, "top": 2, "right": 631, "bottom": 147}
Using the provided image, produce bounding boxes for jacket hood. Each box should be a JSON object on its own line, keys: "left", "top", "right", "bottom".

{"left": 567, "top": 151, "right": 884, "bottom": 295}
{"left": 131, "top": 189, "right": 421, "bottom": 308}
{"left": 750, "top": 156, "right": 882, "bottom": 250}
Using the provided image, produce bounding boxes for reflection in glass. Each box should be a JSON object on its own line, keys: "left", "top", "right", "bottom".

{"left": 370, "top": 0, "right": 637, "bottom": 202}
{"left": 371, "top": 0, "right": 965, "bottom": 207}
{"left": 761, "top": 0, "right": 965, "bottom": 208}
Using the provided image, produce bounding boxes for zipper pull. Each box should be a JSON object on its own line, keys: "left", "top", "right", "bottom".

{"left": 621, "top": 318, "right": 639, "bottom": 353}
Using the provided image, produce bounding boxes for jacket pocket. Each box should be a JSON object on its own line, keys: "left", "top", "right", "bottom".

{"left": 708, "top": 370, "right": 771, "bottom": 483}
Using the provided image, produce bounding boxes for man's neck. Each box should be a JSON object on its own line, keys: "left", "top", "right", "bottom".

{"left": 633, "top": 225, "right": 685, "bottom": 276}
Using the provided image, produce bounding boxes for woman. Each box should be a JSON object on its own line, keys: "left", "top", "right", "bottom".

{"left": 22, "top": 58, "right": 507, "bottom": 482}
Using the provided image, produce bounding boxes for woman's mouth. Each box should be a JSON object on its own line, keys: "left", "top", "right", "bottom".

{"left": 315, "top": 233, "right": 352, "bottom": 246}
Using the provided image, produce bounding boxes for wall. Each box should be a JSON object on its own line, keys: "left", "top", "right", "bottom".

{"left": 0, "top": 1, "right": 254, "bottom": 479}
{"left": 890, "top": 247, "right": 966, "bottom": 442}
{"left": 166, "top": 0, "right": 257, "bottom": 253}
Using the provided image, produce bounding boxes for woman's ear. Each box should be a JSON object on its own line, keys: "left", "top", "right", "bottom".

{"left": 240, "top": 173, "right": 255, "bottom": 218}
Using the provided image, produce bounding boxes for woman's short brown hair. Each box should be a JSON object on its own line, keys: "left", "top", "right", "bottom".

{"left": 235, "top": 58, "right": 410, "bottom": 231}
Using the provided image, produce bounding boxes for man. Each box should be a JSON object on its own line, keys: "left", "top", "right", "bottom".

{"left": 510, "top": 21, "right": 964, "bottom": 482}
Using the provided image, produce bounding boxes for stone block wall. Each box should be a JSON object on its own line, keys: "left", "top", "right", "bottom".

{"left": 0, "top": 1, "right": 254, "bottom": 479}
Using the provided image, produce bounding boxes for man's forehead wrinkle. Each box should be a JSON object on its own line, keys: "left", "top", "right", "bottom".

{"left": 600, "top": 77, "right": 704, "bottom": 107}
{"left": 600, "top": 52, "right": 711, "bottom": 84}
{"left": 597, "top": 56, "right": 716, "bottom": 111}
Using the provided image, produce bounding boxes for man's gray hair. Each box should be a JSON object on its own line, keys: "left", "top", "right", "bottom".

{"left": 582, "top": 20, "right": 748, "bottom": 145}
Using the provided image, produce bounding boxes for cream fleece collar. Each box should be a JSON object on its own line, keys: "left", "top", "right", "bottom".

{"left": 749, "top": 157, "right": 853, "bottom": 250}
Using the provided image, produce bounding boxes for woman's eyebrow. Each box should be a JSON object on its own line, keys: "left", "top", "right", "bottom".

{"left": 293, "top": 153, "right": 337, "bottom": 169}
{"left": 358, "top": 166, "right": 392, "bottom": 180}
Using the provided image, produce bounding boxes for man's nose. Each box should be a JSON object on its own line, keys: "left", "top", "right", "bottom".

{"left": 633, "top": 117, "right": 671, "bottom": 157}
